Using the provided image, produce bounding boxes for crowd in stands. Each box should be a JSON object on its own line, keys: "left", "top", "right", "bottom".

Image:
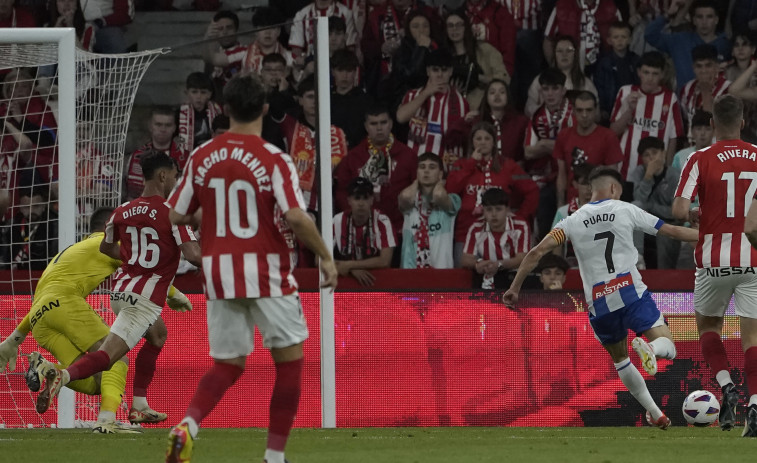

{"left": 2, "top": 0, "right": 757, "bottom": 288}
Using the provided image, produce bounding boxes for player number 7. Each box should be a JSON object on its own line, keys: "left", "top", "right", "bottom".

{"left": 721, "top": 171, "right": 757, "bottom": 218}
{"left": 593, "top": 231, "right": 616, "bottom": 273}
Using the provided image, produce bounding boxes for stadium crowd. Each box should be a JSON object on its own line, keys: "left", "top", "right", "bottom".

{"left": 2, "top": 0, "right": 757, "bottom": 287}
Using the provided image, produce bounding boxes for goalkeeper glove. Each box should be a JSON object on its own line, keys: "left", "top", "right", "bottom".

{"left": 166, "top": 287, "right": 192, "bottom": 312}
{"left": 0, "top": 329, "right": 26, "bottom": 373}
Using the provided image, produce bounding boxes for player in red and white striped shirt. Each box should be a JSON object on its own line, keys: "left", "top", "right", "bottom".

{"left": 461, "top": 188, "right": 530, "bottom": 288}
{"left": 33, "top": 151, "right": 203, "bottom": 430}
{"left": 165, "top": 74, "right": 338, "bottom": 463}
{"left": 673, "top": 95, "right": 757, "bottom": 436}
{"left": 610, "top": 51, "right": 684, "bottom": 180}
{"left": 679, "top": 45, "right": 730, "bottom": 141}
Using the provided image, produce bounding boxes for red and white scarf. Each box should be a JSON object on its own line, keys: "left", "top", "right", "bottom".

{"left": 178, "top": 102, "right": 222, "bottom": 151}
{"left": 290, "top": 121, "right": 348, "bottom": 207}
{"left": 338, "top": 212, "right": 377, "bottom": 260}
{"left": 242, "top": 41, "right": 291, "bottom": 74}
{"left": 579, "top": 0, "right": 600, "bottom": 68}
{"left": 414, "top": 191, "right": 432, "bottom": 268}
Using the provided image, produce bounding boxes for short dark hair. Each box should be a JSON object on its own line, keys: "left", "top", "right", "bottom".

{"left": 19, "top": 185, "right": 49, "bottom": 201}
{"left": 712, "top": 94, "right": 744, "bottom": 129}
{"left": 691, "top": 44, "right": 718, "bottom": 63}
{"left": 261, "top": 52, "right": 287, "bottom": 67}
{"left": 538, "top": 68, "right": 566, "bottom": 87}
{"left": 481, "top": 188, "right": 509, "bottom": 206}
{"left": 185, "top": 71, "right": 214, "bottom": 92}
{"left": 331, "top": 49, "right": 359, "bottom": 71}
{"left": 328, "top": 15, "right": 346, "bottom": 33}
{"left": 140, "top": 151, "right": 176, "bottom": 181}
{"left": 638, "top": 51, "right": 666, "bottom": 71}
{"left": 425, "top": 47, "right": 454, "bottom": 68}
{"left": 608, "top": 21, "right": 632, "bottom": 34}
{"left": 365, "top": 103, "right": 391, "bottom": 120}
{"left": 251, "top": 7, "right": 283, "bottom": 27}
{"left": 536, "top": 253, "right": 569, "bottom": 273}
{"left": 690, "top": 0, "right": 718, "bottom": 16}
{"left": 89, "top": 207, "right": 114, "bottom": 233}
{"left": 212, "top": 114, "right": 230, "bottom": 132}
{"left": 589, "top": 166, "right": 624, "bottom": 186}
{"left": 297, "top": 75, "right": 315, "bottom": 96}
{"left": 637, "top": 136, "right": 665, "bottom": 155}
{"left": 691, "top": 110, "right": 712, "bottom": 128}
{"left": 573, "top": 162, "right": 595, "bottom": 184}
{"left": 418, "top": 152, "right": 443, "bottom": 170}
{"left": 347, "top": 177, "right": 374, "bottom": 198}
{"left": 573, "top": 90, "right": 597, "bottom": 106}
{"left": 150, "top": 105, "right": 175, "bottom": 119}
{"left": 213, "top": 10, "right": 239, "bottom": 30}
{"left": 223, "top": 74, "right": 267, "bottom": 123}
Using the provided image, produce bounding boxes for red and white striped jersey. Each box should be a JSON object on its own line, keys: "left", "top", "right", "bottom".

{"left": 463, "top": 217, "right": 530, "bottom": 260}
{"left": 610, "top": 84, "right": 684, "bottom": 180}
{"left": 211, "top": 43, "right": 247, "bottom": 85}
{"left": 403, "top": 87, "right": 469, "bottom": 161}
{"left": 105, "top": 195, "right": 196, "bottom": 306}
{"left": 679, "top": 75, "right": 730, "bottom": 135}
{"left": 333, "top": 210, "right": 396, "bottom": 261}
{"left": 675, "top": 139, "right": 757, "bottom": 268}
{"left": 167, "top": 132, "right": 307, "bottom": 300}
{"left": 289, "top": 2, "right": 357, "bottom": 56}
{"left": 500, "top": 0, "right": 540, "bottom": 30}
{"left": 524, "top": 100, "right": 575, "bottom": 144}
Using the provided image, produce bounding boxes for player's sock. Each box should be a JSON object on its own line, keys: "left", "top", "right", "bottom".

{"left": 750, "top": 395, "right": 757, "bottom": 408}
{"left": 99, "top": 360, "right": 127, "bottom": 421}
{"left": 267, "top": 358, "right": 303, "bottom": 454}
{"left": 179, "top": 416, "right": 199, "bottom": 439}
{"left": 716, "top": 370, "right": 734, "bottom": 389}
{"left": 264, "top": 449, "right": 286, "bottom": 463}
{"left": 614, "top": 358, "right": 662, "bottom": 420}
{"left": 700, "top": 331, "right": 730, "bottom": 382}
{"left": 649, "top": 337, "right": 676, "bottom": 359}
{"left": 185, "top": 361, "right": 243, "bottom": 425}
{"left": 67, "top": 350, "right": 111, "bottom": 381}
{"left": 132, "top": 341, "right": 161, "bottom": 409}
{"left": 745, "top": 347, "right": 757, "bottom": 398}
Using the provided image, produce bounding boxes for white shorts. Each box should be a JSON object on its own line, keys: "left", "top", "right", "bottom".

{"left": 694, "top": 267, "right": 757, "bottom": 318}
{"left": 207, "top": 294, "right": 308, "bottom": 360}
{"left": 109, "top": 291, "right": 162, "bottom": 349}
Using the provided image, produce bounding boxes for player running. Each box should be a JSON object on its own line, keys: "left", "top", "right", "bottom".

{"left": 164, "top": 73, "right": 338, "bottom": 463}
{"left": 0, "top": 207, "right": 191, "bottom": 433}
{"left": 30, "top": 151, "right": 202, "bottom": 420}
{"left": 675, "top": 94, "right": 757, "bottom": 437}
{"left": 504, "top": 167, "right": 698, "bottom": 429}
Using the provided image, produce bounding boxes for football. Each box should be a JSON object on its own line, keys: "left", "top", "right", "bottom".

{"left": 682, "top": 390, "right": 720, "bottom": 426}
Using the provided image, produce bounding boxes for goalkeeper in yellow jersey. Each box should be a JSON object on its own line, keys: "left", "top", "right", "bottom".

{"left": 0, "top": 207, "right": 193, "bottom": 433}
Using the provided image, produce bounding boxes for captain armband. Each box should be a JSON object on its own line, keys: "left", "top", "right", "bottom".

{"left": 548, "top": 228, "right": 567, "bottom": 245}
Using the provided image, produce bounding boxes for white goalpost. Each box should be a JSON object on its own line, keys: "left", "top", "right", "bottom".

{"left": 0, "top": 29, "right": 163, "bottom": 429}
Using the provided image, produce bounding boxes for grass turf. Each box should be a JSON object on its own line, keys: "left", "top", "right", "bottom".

{"left": 0, "top": 426, "right": 752, "bottom": 462}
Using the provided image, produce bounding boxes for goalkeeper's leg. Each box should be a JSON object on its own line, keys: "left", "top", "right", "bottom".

{"left": 130, "top": 317, "right": 167, "bottom": 424}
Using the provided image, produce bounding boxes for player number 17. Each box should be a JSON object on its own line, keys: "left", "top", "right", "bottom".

{"left": 208, "top": 178, "right": 259, "bottom": 238}
{"left": 721, "top": 171, "right": 757, "bottom": 218}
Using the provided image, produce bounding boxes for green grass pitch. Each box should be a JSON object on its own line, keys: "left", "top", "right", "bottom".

{"left": 0, "top": 426, "right": 754, "bottom": 462}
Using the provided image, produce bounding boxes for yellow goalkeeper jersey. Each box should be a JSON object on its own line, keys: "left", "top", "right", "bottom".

{"left": 35, "top": 232, "right": 121, "bottom": 298}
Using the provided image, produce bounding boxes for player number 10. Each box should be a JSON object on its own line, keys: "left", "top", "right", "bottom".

{"left": 721, "top": 171, "right": 757, "bottom": 218}
{"left": 208, "top": 177, "right": 259, "bottom": 238}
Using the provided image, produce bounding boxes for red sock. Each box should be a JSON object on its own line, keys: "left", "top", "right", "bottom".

{"left": 133, "top": 342, "right": 161, "bottom": 397}
{"left": 67, "top": 350, "right": 111, "bottom": 381}
{"left": 700, "top": 331, "right": 730, "bottom": 377}
{"left": 745, "top": 347, "right": 757, "bottom": 397}
{"left": 267, "top": 358, "right": 303, "bottom": 452}
{"left": 186, "top": 362, "right": 243, "bottom": 424}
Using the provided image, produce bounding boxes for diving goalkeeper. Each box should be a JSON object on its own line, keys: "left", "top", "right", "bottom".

{"left": 0, "top": 207, "right": 193, "bottom": 433}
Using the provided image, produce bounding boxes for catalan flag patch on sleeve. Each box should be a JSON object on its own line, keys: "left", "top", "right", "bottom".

{"left": 548, "top": 228, "right": 566, "bottom": 245}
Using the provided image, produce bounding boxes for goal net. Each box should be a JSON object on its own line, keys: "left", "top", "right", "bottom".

{"left": 0, "top": 30, "right": 163, "bottom": 428}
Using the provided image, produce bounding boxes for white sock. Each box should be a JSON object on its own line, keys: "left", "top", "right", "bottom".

{"left": 132, "top": 396, "right": 149, "bottom": 411}
{"left": 180, "top": 417, "right": 199, "bottom": 439}
{"left": 649, "top": 337, "right": 676, "bottom": 359}
{"left": 264, "top": 449, "right": 286, "bottom": 463}
{"left": 716, "top": 370, "right": 733, "bottom": 389}
{"left": 615, "top": 358, "right": 662, "bottom": 420}
{"left": 750, "top": 395, "right": 757, "bottom": 408}
{"left": 96, "top": 410, "right": 115, "bottom": 423}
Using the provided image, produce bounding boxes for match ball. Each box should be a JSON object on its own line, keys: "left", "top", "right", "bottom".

{"left": 682, "top": 390, "right": 720, "bottom": 426}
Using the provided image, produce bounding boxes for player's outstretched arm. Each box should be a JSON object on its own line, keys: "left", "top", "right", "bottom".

{"left": 672, "top": 196, "right": 691, "bottom": 222}
{"left": 745, "top": 200, "right": 757, "bottom": 249}
{"left": 99, "top": 239, "right": 120, "bottom": 260}
{"left": 285, "top": 207, "right": 338, "bottom": 290}
{"left": 0, "top": 322, "right": 28, "bottom": 372}
{"left": 502, "top": 233, "right": 560, "bottom": 307}
{"left": 658, "top": 223, "right": 698, "bottom": 242}
{"left": 180, "top": 241, "right": 202, "bottom": 268}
